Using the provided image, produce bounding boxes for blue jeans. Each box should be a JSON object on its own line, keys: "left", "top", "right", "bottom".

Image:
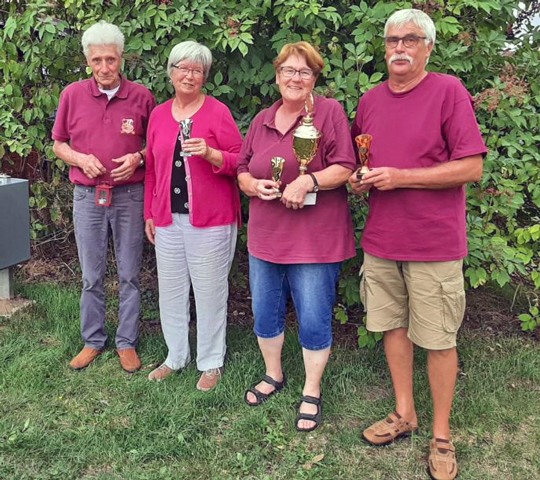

{"left": 73, "top": 183, "right": 144, "bottom": 350}
{"left": 249, "top": 255, "right": 341, "bottom": 351}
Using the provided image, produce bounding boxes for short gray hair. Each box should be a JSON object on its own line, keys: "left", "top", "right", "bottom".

{"left": 384, "top": 9, "right": 436, "bottom": 46}
{"left": 167, "top": 41, "right": 213, "bottom": 80}
{"left": 82, "top": 20, "right": 125, "bottom": 58}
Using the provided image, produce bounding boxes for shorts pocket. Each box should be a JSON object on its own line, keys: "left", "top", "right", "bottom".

{"left": 359, "top": 264, "right": 367, "bottom": 312}
{"left": 441, "top": 277, "right": 465, "bottom": 333}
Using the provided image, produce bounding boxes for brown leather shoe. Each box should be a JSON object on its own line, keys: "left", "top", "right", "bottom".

{"left": 69, "top": 347, "right": 102, "bottom": 370}
{"left": 363, "top": 411, "right": 418, "bottom": 446}
{"left": 196, "top": 368, "right": 223, "bottom": 392}
{"left": 428, "top": 438, "right": 458, "bottom": 480}
{"left": 117, "top": 348, "right": 141, "bottom": 373}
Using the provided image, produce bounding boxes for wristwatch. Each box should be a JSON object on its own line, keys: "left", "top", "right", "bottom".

{"left": 137, "top": 151, "right": 145, "bottom": 168}
{"left": 308, "top": 172, "right": 320, "bottom": 192}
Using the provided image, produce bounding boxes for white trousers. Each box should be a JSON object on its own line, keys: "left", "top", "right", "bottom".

{"left": 155, "top": 214, "right": 237, "bottom": 371}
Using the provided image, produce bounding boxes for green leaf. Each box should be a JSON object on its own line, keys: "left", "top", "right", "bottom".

{"left": 214, "top": 71, "right": 223, "bottom": 86}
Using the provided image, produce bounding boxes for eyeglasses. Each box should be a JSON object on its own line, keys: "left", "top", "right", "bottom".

{"left": 172, "top": 65, "right": 204, "bottom": 77}
{"left": 279, "top": 66, "right": 315, "bottom": 80}
{"left": 384, "top": 35, "right": 427, "bottom": 48}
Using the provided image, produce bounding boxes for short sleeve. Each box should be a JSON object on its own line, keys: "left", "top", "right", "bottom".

{"left": 52, "top": 88, "right": 71, "bottom": 142}
{"left": 236, "top": 116, "right": 259, "bottom": 175}
{"left": 321, "top": 101, "right": 356, "bottom": 171}
{"left": 442, "top": 83, "right": 487, "bottom": 160}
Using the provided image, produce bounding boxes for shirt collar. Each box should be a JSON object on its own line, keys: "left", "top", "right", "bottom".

{"left": 89, "top": 75, "right": 128, "bottom": 99}
{"left": 262, "top": 96, "right": 318, "bottom": 130}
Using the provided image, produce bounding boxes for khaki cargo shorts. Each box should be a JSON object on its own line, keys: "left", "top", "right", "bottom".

{"left": 359, "top": 252, "right": 466, "bottom": 350}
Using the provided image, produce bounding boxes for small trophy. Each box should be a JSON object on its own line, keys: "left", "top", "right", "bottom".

{"left": 179, "top": 119, "right": 193, "bottom": 157}
{"left": 271, "top": 156, "right": 285, "bottom": 198}
{"left": 292, "top": 94, "right": 321, "bottom": 205}
{"left": 355, "top": 134, "right": 372, "bottom": 180}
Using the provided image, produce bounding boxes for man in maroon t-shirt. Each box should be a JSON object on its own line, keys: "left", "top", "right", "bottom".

{"left": 52, "top": 21, "right": 155, "bottom": 373}
{"left": 349, "top": 9, "right": 486, "bottom": 480}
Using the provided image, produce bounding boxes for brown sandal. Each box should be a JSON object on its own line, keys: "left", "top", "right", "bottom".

{"left": 362, "top": 411, "right": 418, "bottom": 446}
{"left": 428, "top": 438, "right": 458, "bottom": 480}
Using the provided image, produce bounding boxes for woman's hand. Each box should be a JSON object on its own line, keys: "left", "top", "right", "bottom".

{"left": 253, "top": 178, "right": 281, "bottom": 200}
{"left": 182, "top": 138, "right": 209, "bottom": 158}
{"left": 145, "top": 219, "right": 156, "bottom": 245}
{"left": 281, "top": 174, "right": 313, "bottom": 209}
{"left": 183, "top": 138, "right": 225, "bottom": 168}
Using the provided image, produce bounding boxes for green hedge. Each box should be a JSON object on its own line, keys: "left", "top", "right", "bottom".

{"left": 1, "top": 0, "right": 540, "bottom": 336}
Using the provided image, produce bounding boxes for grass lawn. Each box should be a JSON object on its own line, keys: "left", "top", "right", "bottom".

{"left": 0, "top": 282, "right": 539, "bottom": 480}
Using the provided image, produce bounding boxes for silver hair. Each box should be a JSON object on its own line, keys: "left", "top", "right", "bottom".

{"left": 81, "top": 20, "right": 125, "bottom": 57}
{"left": 384, "top": 9, "right": 436, "bottom": 46}
{"left": 167, "top": 41, "right": 213, "bottom": 80}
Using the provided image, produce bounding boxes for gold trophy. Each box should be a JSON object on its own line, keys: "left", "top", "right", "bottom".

{"left": 292, "top": 93, "right": 321, "bottom": 205}
{"left": 271, "top": 156, "right": 285, "bottom": 198}
{"left": 355, "top": 134, "right": 373, "bottom": 180}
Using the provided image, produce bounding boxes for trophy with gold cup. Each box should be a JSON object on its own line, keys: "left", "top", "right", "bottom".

{"left": 355, "top": 134, "right": 372, "bottom": 180}
{"left": 292, "top": 94, "right": 321, "bottom": 206}
{"left": 271, "top": 156, "right": 285, "bottom": 198}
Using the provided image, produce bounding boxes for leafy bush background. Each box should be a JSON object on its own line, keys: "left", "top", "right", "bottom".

{"left": 1, "top": 0, "right": 540, "bottom": 335}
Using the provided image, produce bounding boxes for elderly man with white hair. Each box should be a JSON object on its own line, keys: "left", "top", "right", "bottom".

{"left": 52, "top": 21, "right": 155, "bottom": 372}
{"left": 349, "top": 9, "right": 486, "bottom": 480}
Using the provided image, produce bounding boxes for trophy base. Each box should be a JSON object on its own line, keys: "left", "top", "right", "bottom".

{"left": 304, "top": 192, "right": 317, "bottom": 206}
{"left": 275, "top": 192, "right": 282, "bottom": 198}
{"left": 180, "top": 152, "right": 192, "bottom": 157}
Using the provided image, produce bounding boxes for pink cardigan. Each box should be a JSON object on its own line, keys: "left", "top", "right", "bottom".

{"left": 144, "top": 96, "right": 242, "bottom": 228}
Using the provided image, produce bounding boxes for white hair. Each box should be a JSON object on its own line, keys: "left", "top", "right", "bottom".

{"left": 81, "top": 21, "right": 124, "bottom": 58}
{"left": 167, "top": 41, "right": 213, "bottom": 80}
{"left": 384, "top": 9, "right": 436, "bottom": 46}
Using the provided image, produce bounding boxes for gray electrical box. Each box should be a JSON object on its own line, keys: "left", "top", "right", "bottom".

{"left": 0, "top": 177, "right": 31, "bottom": 270}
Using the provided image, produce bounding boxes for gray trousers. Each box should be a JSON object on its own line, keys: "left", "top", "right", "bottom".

{"left": 155, "top": 214, "right": 237, "bottom": 371}
{"left": 73, "top": 183, "right": 144, "bottom": 350}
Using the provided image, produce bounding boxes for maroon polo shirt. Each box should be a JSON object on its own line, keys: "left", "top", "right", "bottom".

{"left": 351, "top": 73, "right": 487, "bottom": 261}
{"left": 237, "top": 96, "right": 357, "bottom": 264}
{"left": 52, "top": 76, "right": 155, "bottom": 186}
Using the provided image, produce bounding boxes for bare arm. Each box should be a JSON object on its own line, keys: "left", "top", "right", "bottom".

{"left": 360, "top": 155, "right": 483, "bottom": 191}
{"left": 52, "top": 140, "right": 106, "bottom": 179}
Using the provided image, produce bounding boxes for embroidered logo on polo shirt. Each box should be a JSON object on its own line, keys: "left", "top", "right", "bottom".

{"left": 121, "top": 118, "right": 135, "bottom": 135}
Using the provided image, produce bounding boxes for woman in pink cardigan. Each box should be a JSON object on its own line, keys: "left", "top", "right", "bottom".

{"left": 144, "top": 41, "right": 242, "bottom": 390}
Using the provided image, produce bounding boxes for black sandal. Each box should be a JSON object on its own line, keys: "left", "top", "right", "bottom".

{"left": 244, "top": 374, "right": 287, "bottom": 407}
{"left": 295, "top": 394, "right": 323, "bottom": 432}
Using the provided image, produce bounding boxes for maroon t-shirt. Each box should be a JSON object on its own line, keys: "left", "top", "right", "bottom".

{"left": 351, "top": 73, "right": 487, "bottom": 261}
{"left": 238, "top": 96, "right": 357, "bottom": 264}
{"left": 52, "top": 77, "right": 155, "bottom": 186}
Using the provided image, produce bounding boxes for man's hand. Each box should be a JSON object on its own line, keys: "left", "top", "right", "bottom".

{"left": 145, "top": 219, "right": 156, "bottom": 245}
{"left": 78, "top": 153, "right": 107, "bottom": 179}
{"left": 348, "top": 171, "right": 372, "bottom": 194}
{"left": 281, "top": 174, "right": 313, "bottom": 209}
{"left": 361, "top": 167, "right": 403, "bottom": 191}
{"left": 111, "top": 153, "right": 140, "bottom": 182}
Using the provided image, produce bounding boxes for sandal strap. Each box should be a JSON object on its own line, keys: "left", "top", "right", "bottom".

{"left": 296, "top": 412, "right": 318, "bottom": 422}
{"left": 247, "top": 388, "right": 268, "bottom": 403}
{"left": 261, "top": 374, "right": 285, "bottom": 388}
{"left": 300, "top": 394, "right": 322, "bottom": 405}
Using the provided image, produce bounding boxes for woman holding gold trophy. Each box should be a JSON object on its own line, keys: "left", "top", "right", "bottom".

{"left": 144, "top": 41, "right": 242, "bottom": 390}
{"left": 238, "top": 42, "right": 356, "bottom": 431}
